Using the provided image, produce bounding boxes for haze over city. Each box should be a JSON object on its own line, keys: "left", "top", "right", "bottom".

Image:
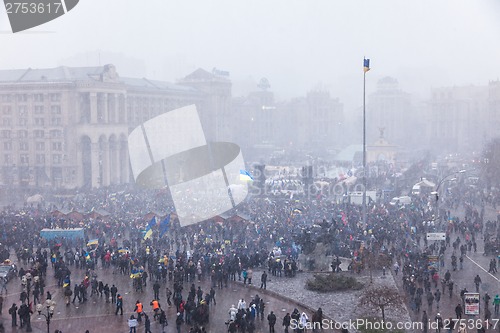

{"left": 1, "top": 0, "right": 500, "bottom": 112}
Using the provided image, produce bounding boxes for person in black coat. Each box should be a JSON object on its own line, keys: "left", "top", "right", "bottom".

{"left": 9, "top": 303, "right": 17, "bottom": 327}
{"left": 267, "top": 311, "right": 277, "bottom": 333}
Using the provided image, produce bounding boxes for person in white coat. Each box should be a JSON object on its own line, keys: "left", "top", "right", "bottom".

{"left": 237, "top": 298, "right": 247, "bottom": 310}
{"left": 228, "top": 304, "right": 238, "bottom": 321}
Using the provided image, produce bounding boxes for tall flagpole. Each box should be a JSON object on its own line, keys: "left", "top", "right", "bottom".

{"left": 362, "top": 58, "right": 368, "bottom": 230}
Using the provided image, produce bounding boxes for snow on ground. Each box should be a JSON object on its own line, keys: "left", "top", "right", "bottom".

{"left": 250, "top": 268, "right": 413, "bottom": 331}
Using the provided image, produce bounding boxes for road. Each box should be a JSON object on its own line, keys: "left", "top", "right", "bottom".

{"left": 0, "top": 256, "right": 311, "bottom": 332}
{"left": 398, "top": 204, "right": 500, "bottom": 331}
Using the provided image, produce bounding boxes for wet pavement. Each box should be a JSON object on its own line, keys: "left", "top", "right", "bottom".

{"left": 396, "top": 204, "right": 500, "bottom": 331}
{"left": 0, "top": 260, "right": 313, "bottom": 333}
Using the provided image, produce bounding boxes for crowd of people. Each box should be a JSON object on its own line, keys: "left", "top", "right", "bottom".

{"left": 0, "top": 159, "right": 495, "bottom": 332}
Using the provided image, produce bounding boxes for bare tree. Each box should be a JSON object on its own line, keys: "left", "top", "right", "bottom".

{"left": 358, "top": 286, "right": 404, "bottom": 322}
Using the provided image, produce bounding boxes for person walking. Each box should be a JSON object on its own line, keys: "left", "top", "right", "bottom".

{"left": 455, "top": 303, "right": 463, "bottom": 319}
{"left": 64, "top": 286, "right": 72, "bottom": 306}
{"left": 166, "top": 287, "right": 172, "bottom": 307}
{"left": 9, "top": 303, "right": 17, "bottom": 327}
{"left": 474, "top": 274, "right": 482, "bottom": 293}
{"left": 159, "top": 309, "right": 168, "bottom": 333}
{"left": 175, "top": 312, "right": 183, "bottom": 333}
{"left": 144, "top": 314, "right": 152, "bottom": 333}
{"left": 422, "top": 311, "right": 428, "bottom": 333}
{"left": 115, "top": 294, "right": 123, "bottom": 315}
{"left": 128, "top": 315, "right": 138, "bottom": 333}
{"left": 267, "top": 311, "right": 277, "bottom": 333}
{"left": 484, "top": 292, "right": 491, "bottom": 310}
{"left": 110, "top": 284, "right": 118, "bottom": 304}
{"left": 435, "top": 313, "right": 443, "bottom": 333}
{"left": 150, "top": 299, "right": 160, "bottom": 321}
{"left": 153, "top": 281, "right": 160, "bottom": 300}
{"left": 493, "top": 295, "right": 500, "bottom": 315}
{"left": 209, "top": 287, "right": 216, "bottom": 305}
{"left": 283, "top": 312, "right": 291, "bottom": 333}
{"left": 261, "top": 271, "right": 268, "bottom": 290}
{"left": 134, "top": 300, "right": 143, "bottom": 322}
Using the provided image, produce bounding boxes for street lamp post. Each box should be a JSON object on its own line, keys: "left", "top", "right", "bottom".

{"left": 37, "top": 299, "right": 56, "bottom": 333}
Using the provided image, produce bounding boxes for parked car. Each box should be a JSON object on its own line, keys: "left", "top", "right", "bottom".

{"left": 390, "top": 196, "right": 412, "bottom": 206}
{"left": 0, "top": 264, "right": 16, "bottom": 282}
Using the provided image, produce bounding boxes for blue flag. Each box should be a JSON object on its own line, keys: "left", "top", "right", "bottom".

{"left": 159, "top": 215, "right": 171, "bottom": 237}
{"left": 144, "top": 216, "right": 156, "bottom": 240}
{"left": 363, "top": 58, "right": 370, "bottom": 73}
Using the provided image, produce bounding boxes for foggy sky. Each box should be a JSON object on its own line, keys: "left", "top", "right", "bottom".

{"left": 1, "top": 0, "right": 499, "bottom": 112}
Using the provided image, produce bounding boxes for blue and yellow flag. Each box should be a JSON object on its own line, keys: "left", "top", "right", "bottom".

{"left": 239, "top": 169, "right": 253, "bottom": 181}
{"left": 159, "top": 214, "right": 171, "bottom": 238}
{"left": 144, "top": 216, "right": 156, "bottom": 240}
{"left": 87, "top": 239, "right": 99, "bottom": 247}
{"left": 363, "top": 58, "right": 370, "bottom": 73}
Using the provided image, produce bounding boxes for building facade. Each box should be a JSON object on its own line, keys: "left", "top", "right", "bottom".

{"left": 427, "top": 85, "right": 489, "bottom": 153}
{"left": 0, "top": 64, "right": 225, "bottom": 189}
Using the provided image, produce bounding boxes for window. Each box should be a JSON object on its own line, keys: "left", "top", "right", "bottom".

{"left": 4, "top": 154, "right": 11, "bottom": 164}
{"left": 50, "top": 130, "right": 62, "bottom": 138}
{"left": 18, "top": 118, "right": 28, "bottom": 126}
{"left": 1, "top": 130, "right": 11, "bottom": 138}
{"left": 17, "top": 94, "right": 28, "bottom": 102}
{"left": 36, "top": 154, "right": 45, "bottom": 164}
{"left": 19, "top": 142, "right": 29, "bottom": 151}
{"left": 50, "top": 93, "right": 61, "bottom": 102}
{"left": 1, "top": 95, "right": 11, "bottom": 102}
{"left": 36, "top": 142, "right": 45, "bottom": 151}
{"left": 34, "top": 94, "right": 44, "bottom": 102}
{"left": 34, "top": 106, "right": 44, "bottom": 114}
{"left": 2, "top": 106, "right": 12, "bottom": 115}
{"left": 34, "top": 130, "right": 44, "bottom": 138}
{"left": 3, "top": 118, "right": 12, "bottom": 126}
{"left": 52, "top": 142, "right": 62, "bottom": 151}
{"left": 3, "top": 142, "right": 12, "bottom": 150}
{"left": 20, "top": 154, "right": 29, "bottom": 164}
{"left": 51, "top": 117, "right": 62, "bottom": 126}
{"left": 18, "top": 130, "right": 28, "bottom": 138}
{"left": 52, "top": 154, "right": 62, "bottom": 164}
{"left": 18, "top": 106, "right": 27, "bottom": 116}
{"left": 50, "top": 105, "right": 61, "bottom": 114}
{"left": 34, "top": 118, "right": 44, "bottom": 126}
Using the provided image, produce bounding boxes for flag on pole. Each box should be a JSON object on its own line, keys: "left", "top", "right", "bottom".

{"left": 159, "top": 214, "right": 171, "bottom": 237}
{"left": 86, "top": 239, "right": 99, "bottom": 247}
{"left": 239, "top": 169, "right": 253, "bottom": 181}
{"left": 144, "top": 216, "right": 156, "bottom": 240}
{"left": 363, "top": 58, "right": 370, "bottom": 73}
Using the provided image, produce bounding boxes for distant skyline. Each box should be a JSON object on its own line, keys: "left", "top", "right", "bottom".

{"left": 1, "top": 0, "right": 500, "bottom": 111}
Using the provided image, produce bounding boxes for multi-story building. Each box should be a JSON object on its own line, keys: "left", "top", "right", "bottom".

{"left": 0, "top": 64, "right": 347, "bottom": 189}
{"left": 366, "top": 77, "right": 419, "bottom": 148}
{"left": 427, "top": 85, "right": 489, "bottom": 153}
{"left": 0, "top": 64, "right": 227, "bottom": 189}
{"left": 232, "top": 88, "right": 344, "bottom": 158}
